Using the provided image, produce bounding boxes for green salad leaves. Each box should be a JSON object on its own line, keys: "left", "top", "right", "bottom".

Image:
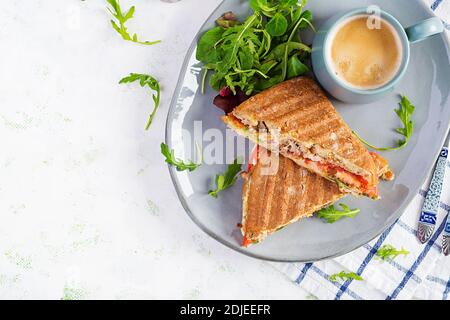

{"left": 376, "top": 244, "right": 410, "bottom": 261}
{"left": 119, "top": 73, "right": 161, "bottom": 130}
{"left": 107, "top": 0, "right": 161, "bottom": 45}
{"left": 316, "top": 203, "right": 360, "bottom": 223}
{"left": 160, "top": 143, "right": 201, "bottom": 172}
{"left": 329, "top": 271, "right": 363, "bottom": 282}
{"left": 209, "top": 159, "right": 243, "bottom": 198}
{"left": 354, "top": 95, "right": 415, "bottom": 151}
{"left": 196, "top": 0, "right": 314, "bottom": 96}
{"left": 266, "top": 12, "right": 288, "bottom": 36}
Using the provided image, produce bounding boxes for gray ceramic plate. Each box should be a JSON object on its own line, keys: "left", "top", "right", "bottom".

{"left": 165, "top": 0, "right": 450, "bottom": 262}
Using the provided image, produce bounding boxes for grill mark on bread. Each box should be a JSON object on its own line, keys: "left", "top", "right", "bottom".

{"left": 267, "top": 101, "right": 335, "bottom": 132}
{"left": 235, "top": 78, "right": 327, "bottom": 125}
{"left": 246, "top": 168, "right": 266, "bottom": 235}
{"left": 224, "top": 114, "right": 377, "bottom": 196}
{"left": 261, "top": 166, "right": 277, "bottom": 233}
{"left": 254, "top": 91, "right": 310, "bottom": 119}
{"left": 235, "top": 86, "right": 300, "bottom": 119}
{"left": 316, "top": 175, "right": 325, "bottom": 207}
{"left": 310, "top": 174, "right": 321, "bottom": 208}
{"left": 267, "top": 156, "right": 288, "bottom": 230}
{"left": 281, "top": 157, "right": 295, "bottom": 227}
{"left": 256, "top": 174, "right": 269, "bottom": 234}
{"left": 266, "top": 156, "right": 282, "bottom": 230}
{"left": 267, "top": 101, "right": 326, "bottom": 132}
{"left": 240, "top": 147, "right": 393, "bottom": 244}
{"left": 230, "top": 77, "right": 378, "bottom": 187}
{"left": 225, "top": 77, "right": 381, "bottom": 199}
{"left": 316, "top": 126, "right": 347, "bottom": 150}
{"left": 240, "top": 174, "right": 248, "bottom": 234}
{"left": 292, "top": 110, "right": 340, "bottom": 140}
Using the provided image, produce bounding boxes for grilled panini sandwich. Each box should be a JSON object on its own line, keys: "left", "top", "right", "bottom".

{"left": 241, "top": 148, "right": 394, "bottom": 246}
{"left": 223, "top": 77, "right": 380, "bottom": 199}
{"left": 241, "top": 148, "right": 345, "bottom": 247}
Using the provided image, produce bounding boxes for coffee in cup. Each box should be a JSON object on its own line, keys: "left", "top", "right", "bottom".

{"left": 328, "top": 15, "right": 403, "bottom": 90}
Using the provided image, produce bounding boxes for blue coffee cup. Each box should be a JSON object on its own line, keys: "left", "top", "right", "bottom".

{"left": 312, "top": 8, "right": 444, "bottom": 103}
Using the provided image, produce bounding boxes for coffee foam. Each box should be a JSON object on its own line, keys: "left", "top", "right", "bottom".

{"left": 326, "top": 15, "right": 403, "bottom": 90}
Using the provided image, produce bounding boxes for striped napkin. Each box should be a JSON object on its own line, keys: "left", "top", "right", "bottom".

{"left": 271, "top": 0, "right": 450, "bottom": 300}
{"left": 272, "top": 165, "right": 450, "bottom": 299}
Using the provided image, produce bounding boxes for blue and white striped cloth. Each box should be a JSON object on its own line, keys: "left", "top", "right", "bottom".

{"left": 274, "top": 169, "right": 450, "bottom": 299}
{"left": 273, "top": 0, "right": 450, "bottom": 300}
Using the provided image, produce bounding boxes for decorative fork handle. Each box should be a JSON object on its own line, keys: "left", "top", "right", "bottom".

{"left": 443, "top": 213, "right": 450, "bottom": 256}
{"left": 417, "top": 147, "right": 448, "bottom": 244}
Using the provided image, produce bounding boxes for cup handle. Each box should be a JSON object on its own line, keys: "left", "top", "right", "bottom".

{"left": 405, "top": 17, "right": 444, "bottom": 44}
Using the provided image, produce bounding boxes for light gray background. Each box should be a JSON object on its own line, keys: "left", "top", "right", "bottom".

{"left": 1, "top": 0, "right": 446, "bottom": 299}
{"left": 0, "top": 0, "right": 310, "bottom": 299}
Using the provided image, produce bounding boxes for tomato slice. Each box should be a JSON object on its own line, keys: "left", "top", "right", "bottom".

{"left": 247, "top": 145, "right": 260, "bottom": 173}
{"left": 327, "top": 164, "right": 368, "bottom": 187}
{"left": 242, "top": 235, "right": 253, "bottom": 247}
{"left": 302, "top": 156, "right": 376, "bottom": 196}
{"left": 248, "top": 146, "right": 376, "bottom": 196}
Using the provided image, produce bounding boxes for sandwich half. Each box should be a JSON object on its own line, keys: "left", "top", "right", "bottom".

{"left": 223, "top": 77, "right": 380, "bottom": 199}
{"left": 240, "top": 147, "right": 394, "bottom": 247}
{"left": 241, "top": 147, "right": 344, "bottom": 247}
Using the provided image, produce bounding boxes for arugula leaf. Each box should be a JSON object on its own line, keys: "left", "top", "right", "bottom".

{"left": 160, "top": 143, "right": 201, "bottom": 172}
{"left": 297, "top": 10, "right": 313, "bottom": 30}
{"left": 107, "top": 0, "right": 160, "bottom": 45}
{"left": 268, "top": 41, "right": 311, "bottom": 60}
{"left": 329, "top": 271, "right": 363, "bottom": 282}
{"left": 266, "top": 13, "right": 288, "bottom": 36}
{"left": 119, "top": 73, "right": 161, "bottom": 130}
{"left": 395, "top": 96, "right": 415, "bottom": 148}
{"left": 282, "top": 0, "right": 300, "bottom": 6}
{"left": 250, "top": 0, "right": 277, "bottom": 15}
{"left": 316, "top": 203, "right": 360, "bottom": 223}
{"left": 196, "top": 27, "right": 225, "bottom": 63}
{"left": 280, "top": 10, "right": 315, "bottom": 80}
{"left": 354, "top": 95, "right": 415, "bottom": 151}
{"left": 376, "top": 244, "right": 410, "bottom": 261}
{"left": 287, "top": 54, "right": 309, "bottom": 79}
{"left": 224, "top": 15, "right": 260, "bottom": 69}
{"left": 252, "top": 0, "right": 300, "bottom": 17}
{"left": 208, "top": 158, "right": 243, "bottom": 198}
{"left": 239, "top": 47, "right": 254, "bottom": 70}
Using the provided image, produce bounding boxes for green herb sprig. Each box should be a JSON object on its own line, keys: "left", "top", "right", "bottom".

{"left": 160, "top": 143, "right": 201, "bottom": 172}
{"left": 208, "top": 158, "right": 243, "bottom": 198}
{"left": 107, "top": 0, "right": 160, "bottom": 45}
{"left": 376, "top": 244, "right": 410, "bottom": 261}
{"left": 329, "top": 271, "right": 363, "bottom": 282}
{"left": 119, "top": 73, "right": 160, "bottom": 130}
{"left": 196, "top": 0, "right": 314, "bottom": 96}
{"left": 354, "top": 96, "right": 415, "bottom": 151}
{"left": 316, "top": 203, "right": 360, "bottom": 223}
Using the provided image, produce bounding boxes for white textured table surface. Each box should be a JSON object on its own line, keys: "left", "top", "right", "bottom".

{"left": 0, "top": 0, "right": 310, "bottom": 299}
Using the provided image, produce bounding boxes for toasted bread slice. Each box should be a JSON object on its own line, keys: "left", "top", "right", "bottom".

{"left": 241, "top": 148, "right": 344, "bottom": 246}
{"left": 223, "top": 77, "right": 380, "bottom": 199}
{"left": 370, "top": 152, "right": 395, "bottom": 181}
{"left": 241, "top": 148, "right": 394, "bottom": 247}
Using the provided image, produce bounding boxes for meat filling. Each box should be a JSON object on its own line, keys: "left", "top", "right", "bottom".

{"left": 231, "top": 116, "right": 377, "bottom": 197}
